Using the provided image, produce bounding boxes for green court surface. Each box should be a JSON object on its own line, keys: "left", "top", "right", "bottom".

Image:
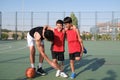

{"left": 0, "top": 40, "right": 120, "bottom": 80}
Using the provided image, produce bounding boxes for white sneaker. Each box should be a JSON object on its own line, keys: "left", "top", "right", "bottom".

{"left": 60, "top": 72, "right": 68, "bottom": 78}
{"left": 56, "top": 70, "right": 61, "bottom": 77}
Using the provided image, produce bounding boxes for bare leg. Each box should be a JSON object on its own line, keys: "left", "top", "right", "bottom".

{"left": 40, "top": 52, "right": 61, "bottom": 70}
{"left": 39, "top": 45, "right": 44, "bottom": 64}
{"left": 36, "top": 41, "right": 61, "bottom": 70}
{"left": 29, "top": 46, "right": 35, "bottom": 67}
{"left": 70, "top": 60, "right": 75, "bottom": 73}
{"left": 58, "top": 61, "right": 64, "bottom": 71}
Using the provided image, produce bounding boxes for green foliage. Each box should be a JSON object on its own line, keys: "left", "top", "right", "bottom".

{"left": 1, "top": 33, "right": 9, "bottom": 40}
{"left": 116, "top": 33, "right": 120, "bottom": 40}
{"left": 81, "top": 33, "right": 93, "bottom": 40}
{"left": 21, "top": 32, "right": 25, "bottom": 40}
{"left": 81, "top": 33, "right": 115, "bottom": 41}
{"left": 81, "top": 34, "right": 86, "bottom": 40}
{"left": 70, "top": 12, "right": 78, "bottom": 27}
{"left": 94, "top": 34, "right": 111, "bottom": 40}
{"left": 12, "top": 33, "right": 18, "bottom": 40}
{"left": 102, "top": 34, "right": 111, "bottom": 40}
{"left": 2, "top": 29, "right": 11, "bottom": 33}
{"left": 96, "top": 34, "right": 102, "bottom": 40}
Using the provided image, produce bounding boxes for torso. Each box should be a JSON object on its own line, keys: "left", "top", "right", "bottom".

{"left": 52, "top": 28, "right": 65, "bottom": 52}
{"left": 29, "top": 27, "right": 44, "bottom": 40}
{"left": 66, "top": 29, "right": 81, "bottom": 54}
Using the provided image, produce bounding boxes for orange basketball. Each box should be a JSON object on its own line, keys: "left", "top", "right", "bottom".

{"left": 25, "top": 67, "right": 35, "bottom": 78}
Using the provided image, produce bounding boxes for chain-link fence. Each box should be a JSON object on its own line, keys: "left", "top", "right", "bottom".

{"left": 0, "top": 11, "right": 120, "bottom": 40}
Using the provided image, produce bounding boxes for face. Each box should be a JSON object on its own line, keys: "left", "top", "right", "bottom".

{"left": 56, "top": 23, "right": 63, "bottom": 30}
{"left": 64, "top": 23, "right": 71, "bottom": 29}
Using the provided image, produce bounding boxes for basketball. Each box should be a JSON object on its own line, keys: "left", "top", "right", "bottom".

{"left": 25, "top": 67, "right": 36, "bottom": 78}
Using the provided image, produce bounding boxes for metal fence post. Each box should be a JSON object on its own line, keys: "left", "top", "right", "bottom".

{"left": 47, "top": 12, "right": 49, "bottom": 25}
{"left": 15, "top": 12, "right": 17, "bottom": 40}
{"left": 31, "top": 12, "right": 33, "bottom": 29}
{"left": 0, "top": 11, "right": 2, "bottom": 40}
{"left": 78, "top": 12, "right": 81, "bottom": 30}
{"left": 95, "top": 11, "right": 98, "bottom": 40}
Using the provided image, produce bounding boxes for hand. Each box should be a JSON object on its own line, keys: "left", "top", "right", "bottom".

{"left": 50, "top": 62, "right": 59, "bottom": 69}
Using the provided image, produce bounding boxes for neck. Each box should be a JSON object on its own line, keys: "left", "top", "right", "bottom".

{"left": 57, "top": 28, "right": 62, "bottom": 32}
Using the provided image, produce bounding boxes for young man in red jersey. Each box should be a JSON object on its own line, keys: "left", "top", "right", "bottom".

{"left": 45, "top": 20, "right": 68, "bottom": 78}
{"left": 51, "top": 20, "right": 68, "bottom": 78}
{"left": 63, "top": 17, "right": 84, "bottom": 79}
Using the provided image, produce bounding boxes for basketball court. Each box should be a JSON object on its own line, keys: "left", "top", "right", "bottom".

{"left": 0, "top": 40, "right": 120, "bottom": 80}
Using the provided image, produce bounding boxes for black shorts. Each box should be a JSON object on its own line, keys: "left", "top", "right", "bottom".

{"left": 69, "top": 52, "right": 81, "bottom": 60}
{"left": 51, "top": 51, "right": 64, "bottom": 61}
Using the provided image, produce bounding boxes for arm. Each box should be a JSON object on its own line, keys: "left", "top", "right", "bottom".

{"left": 76, "top": 28, "right": 84, "bottom": 56}
{"left": 72, "top": 25, "right": 83, "bottom": 44}
{"left": 43, "top": 25, "right": 54, "bottom": 31}
{"left": 34, "top": 32, "right": 60, "bottom": 70}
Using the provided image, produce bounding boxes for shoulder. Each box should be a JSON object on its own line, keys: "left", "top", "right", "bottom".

{"left": 72, "top": 25, "right": 77, "bottom": 29}
{"left": 34, "top": 32, "right": 41, "bottom": 40}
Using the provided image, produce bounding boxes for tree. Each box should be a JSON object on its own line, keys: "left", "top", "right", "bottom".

{"left": 70, "top": 12, "right": 78, "bottom": 28}
{"left": 12, "top": 33, "right": 18, "bottom": 40}
{"left": 1, "top": 33, "right": 8, "bottom": 40}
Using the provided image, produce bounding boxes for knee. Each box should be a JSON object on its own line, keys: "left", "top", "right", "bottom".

{"left": 75, "top": 57, "right": 80, "bottom": 61}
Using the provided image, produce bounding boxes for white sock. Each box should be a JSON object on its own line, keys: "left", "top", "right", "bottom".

{"left": 31, "top": 63, "right": 35, "bottom": 68}
{"left": 39, "top": 63, "right": 42, "bottom": 68}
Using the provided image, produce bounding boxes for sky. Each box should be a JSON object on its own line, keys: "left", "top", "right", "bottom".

{"left": 0, "top": 0, "right": 120, "bottom": 12}
{"left": 0, "top": 0, "right": 120, "bottom": 32}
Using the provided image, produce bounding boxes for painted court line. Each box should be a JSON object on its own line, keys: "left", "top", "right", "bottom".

{"left": 0, "top": 45, "right": 12, "bottom": 50}
{"left": 0, "top": 46, "right": 27, "bottom": 53}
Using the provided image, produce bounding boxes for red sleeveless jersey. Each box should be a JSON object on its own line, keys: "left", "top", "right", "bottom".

{"left": 52, "top": 29, "right": 65, "bottom": 52}
{"left": 66, "top": 29, "right": 81, "bottom": 54}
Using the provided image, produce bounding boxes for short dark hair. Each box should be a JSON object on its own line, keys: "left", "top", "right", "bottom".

{"left": 63, "top": 17, "right": 72, "bottom": 23}
{"left": 44, "top": 30, "right": 54, "bottom": 41}
{"left": 56, "top": 20, "right": 63, "bottom": 26}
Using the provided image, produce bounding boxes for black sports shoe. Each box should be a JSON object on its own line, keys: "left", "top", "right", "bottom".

{"left": 37, "top": 67, "right": 46, "bottom": 76}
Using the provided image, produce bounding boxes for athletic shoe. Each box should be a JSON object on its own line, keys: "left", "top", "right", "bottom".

{"left": 70, "top": 73, "right": 76, "bottom": 79}
{"left": 56, "top": 70, "right": 61, "bottom": 77}
{"left": 37, "top": 67, "right": 46, "bottom": 76}
{"left": 60, "top": 72, "right": 68, "bottom": 78}
{"left": 83, "top": 47, "right": 87, "bottom": 54}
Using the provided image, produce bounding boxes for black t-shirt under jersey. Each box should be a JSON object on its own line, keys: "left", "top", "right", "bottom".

{"left": 29, "top": 27, "right": 44, "bottom": 40}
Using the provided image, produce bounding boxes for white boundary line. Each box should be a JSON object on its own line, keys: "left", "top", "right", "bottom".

{"left": 0, "top": 45, "right": 27, "bottom": 53}
{"left": 0, "top": 45, "right": 12, "bottom": 50}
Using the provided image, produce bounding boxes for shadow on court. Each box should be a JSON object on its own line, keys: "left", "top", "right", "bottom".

{"left": 63, "top": 55, "right": 106, "bottom": 77}
{"left": 87, "top": 70, "right": 117, "bottom": 80}
{"left": 102, "top": 70, "right": 117, "bottom": 80}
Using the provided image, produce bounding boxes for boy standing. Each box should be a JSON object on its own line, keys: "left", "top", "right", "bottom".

{"left": 51, "top": 20, "right": 68, "bottom": 78}
{"left": 63, "top": 17, "right": 84, "bottom": 79}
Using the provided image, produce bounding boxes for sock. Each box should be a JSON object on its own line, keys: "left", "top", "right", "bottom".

{"left": 57, "top": 70, "right": 61, "bottom": 73}
{"left": 38, "top": 63, "right": 42, "bottom": 68}
{"left": 31, "top": 63, "right": 35, "bottom": 68}
{"left": 58, "top": 61, "right": 64, "bottom": 71}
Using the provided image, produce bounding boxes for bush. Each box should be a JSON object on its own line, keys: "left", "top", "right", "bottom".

{"left": 1, "top": 33, "right": 9, "bottom": 40}
{"left": 116, "top": 33, "right": 120, "bottom": 40}
{"left": 96, "top": 34, "right": 102, "bottom": 40}
{"left": 81, "top": 33, "right": 93, "bottom": 40}
{"left": 101, "top": 34, "right": 111, "bottom": 40}
{"left": 12, "top": 33, "right": 18, "bottom": 40}
{"left": 21, "top": 32, "right": 25, "bottom": 40}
